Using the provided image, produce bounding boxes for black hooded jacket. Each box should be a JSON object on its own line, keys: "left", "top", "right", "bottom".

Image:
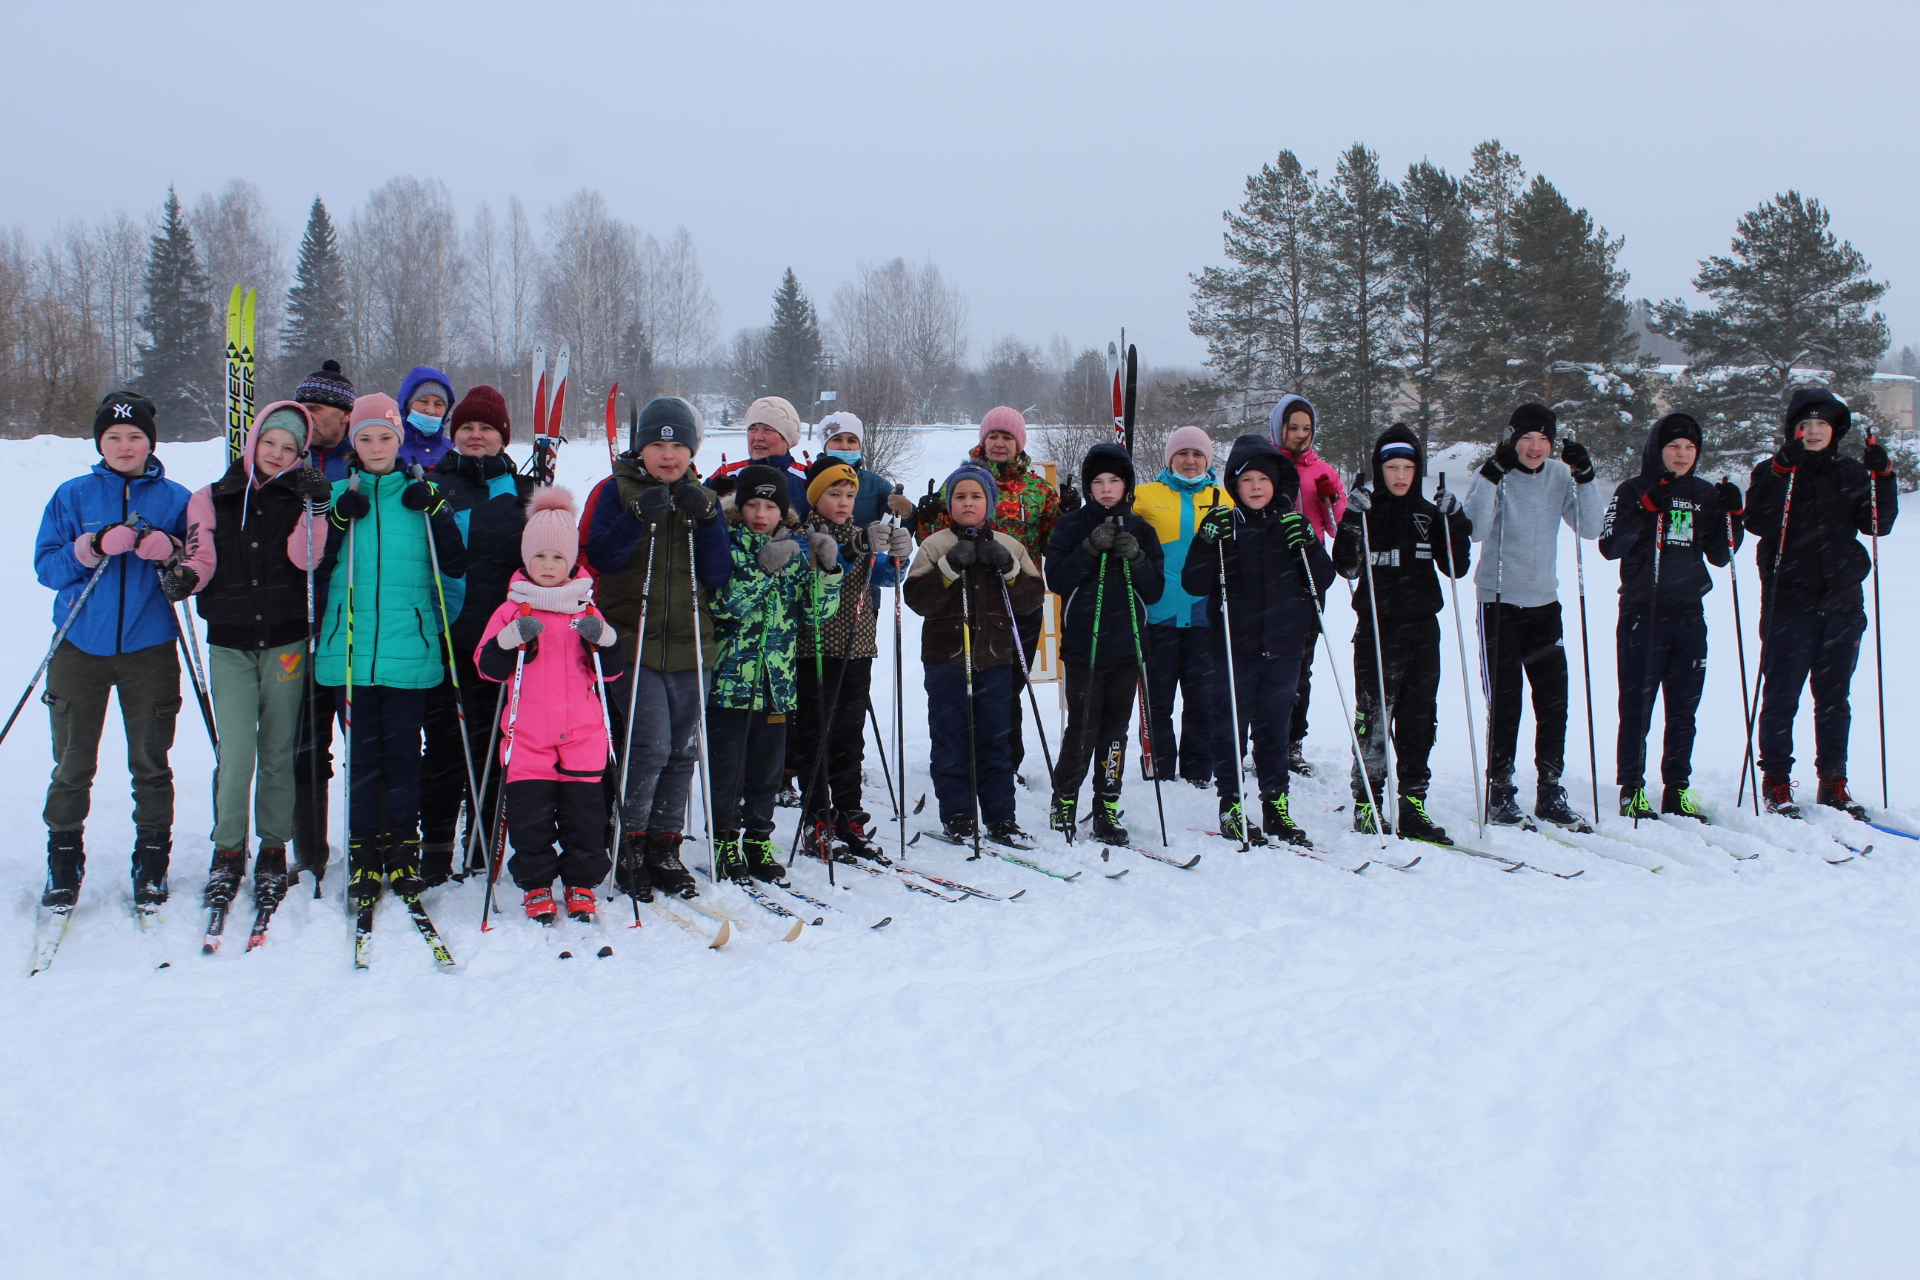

{"left": 1744, "top": 389, "right": 1897, "bottom": 615}
{"left": 1180, "top": 435, "right": 1335, "bottom": 659}
{"left": 1332, "top": 424, "right": 1471, "bottom": 620}
{"left": 1599, "top": 415, "right": 1739, "bottom": 612}
{"left": 1044, "top": 442, "right": 1166, "bottom": 666}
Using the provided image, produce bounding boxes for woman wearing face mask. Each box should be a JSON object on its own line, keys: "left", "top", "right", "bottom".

{"left": 416, "top": 385, "right": 533, "bottom": 884}
{"left": 395, "top": 365, "right": 457, "bottom": 472}
{"left": 174, "top": 403, "right": 335, "bottom": 915}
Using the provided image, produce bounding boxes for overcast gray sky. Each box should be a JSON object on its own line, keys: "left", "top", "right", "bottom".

{"left": 6, "top": 0, "right": 1915, "bottom": 371}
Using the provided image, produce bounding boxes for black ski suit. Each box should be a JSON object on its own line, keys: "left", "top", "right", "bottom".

{"left": 1331, "top": 428, "right": 1471, "bottom": 808}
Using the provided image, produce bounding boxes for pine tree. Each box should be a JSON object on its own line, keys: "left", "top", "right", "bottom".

{"left": 1310, "top": 143, "right": 1403, "bottom": 465}
{"left": 763, "top": 268, "right": 822, "bottom": 411}
{"left": 1188, "top": 150, "right": 1322, "bottom": 426}
{"left": 281, "top": 196, "right": 349, "bottom": 371}
{"left": 1651, "top": 191, "right": 1889, "bottom": 462}
{"left": 136, "top": 187, "right": 214, "bottom": 438}
{"left": 1392, "top": 159, "right": 1472, "bottom": 454}
{"left": 1461, "top": 139, "right": 1526, "bottom": 263}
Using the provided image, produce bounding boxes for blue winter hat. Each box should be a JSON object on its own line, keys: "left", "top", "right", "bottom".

{"left": 944, "top": 464, "right": 998, "bottom": 515}
{"left": 397, "top": 366, "right": 455, "bottom": 420}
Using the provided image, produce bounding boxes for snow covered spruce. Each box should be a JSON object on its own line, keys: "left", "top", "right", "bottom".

{"left": 17, "top": 375, "right": 1913, "bottom": 974}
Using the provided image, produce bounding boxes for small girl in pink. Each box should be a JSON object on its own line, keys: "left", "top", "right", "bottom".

{"left": 474, "top": 487, "right": 624, "bottom": 924}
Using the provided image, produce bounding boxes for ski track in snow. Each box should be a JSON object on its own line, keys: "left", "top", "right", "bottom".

{"left": 2, "top": 432, "right": 1917, "bottom": 1278}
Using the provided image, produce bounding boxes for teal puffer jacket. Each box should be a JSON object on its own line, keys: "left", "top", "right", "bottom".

{"left": 315, "top": 468, "right": 468, "bottom": 689}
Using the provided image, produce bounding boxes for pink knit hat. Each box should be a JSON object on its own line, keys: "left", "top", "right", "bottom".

{"left": 350, "top": 393, "right": 403, "bottom": 445}
{"left": 521, "top": 486, "right": 580, "bottom": 569}
{"left": 1163, "top": 426, "right": 1214, "bottom": 468}
{"left": 980, "top": 405, "right": 1027, "bottom": 452}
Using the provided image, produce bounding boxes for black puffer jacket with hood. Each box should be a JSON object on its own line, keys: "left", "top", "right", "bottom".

{"left": 1332, "top": 423, "right": 1471, "bottom": 619}
{"left": 1044, "top": 442, "right": 1166, "bottom": 667}
{"left": 1600, "top": 413, "right": 1739, "bottom": 613}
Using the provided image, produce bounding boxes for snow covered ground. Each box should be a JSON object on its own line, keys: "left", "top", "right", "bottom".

{"left": 3, "top": 428, "right": 1918, "bottom": 1278}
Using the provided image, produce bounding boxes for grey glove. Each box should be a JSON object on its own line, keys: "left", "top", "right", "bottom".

{"left": 1434, "top": 489, "right": 1462, "bottom": 518}
{"left": 1346, "top": 487, "right": 1372, "bottom": 513}
{"left": 865, "top": 521, "right": 893, "bottom": 556}
{"left": 807, "top": 530, "right": 841, "bottom": 572}
{"left": 496, "top": 616, "right": 544, "bottom": 649}
{"left": 572, "top": 615, "right": 618, "bottom": 647}
{"left": 885, "top": 524, "right": 914, "bottom": 557}
{"left": 758, "top": 529, "right": 802, "bottom": 573}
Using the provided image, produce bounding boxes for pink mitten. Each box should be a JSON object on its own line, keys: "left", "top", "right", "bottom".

{"left": 97, "top": 525, "right": 139, "bottom": 557}
{"left": 135, "top": 529, "right": 176, "bottom": 561}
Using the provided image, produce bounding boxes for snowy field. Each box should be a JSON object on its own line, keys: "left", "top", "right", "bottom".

{"left": 2, "top": 427, "right": 1917, "bottom": 1278}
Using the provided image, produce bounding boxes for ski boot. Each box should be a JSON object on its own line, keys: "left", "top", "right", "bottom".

{"left": 418, "top": 841, "right": 456, "bottom": 890}
{"left": 42, "top": 830, "right": 83, "bottom": 909}
{"left": 1535, "top": 783, "right": 1594, "bottom": 833}
{"left": 1486, "top": 780, "right": 1532, "bottom": 829}
{"left": 253, "top": 846, "right": 290, "bottom": 909}
{"left": 775, "top": 774, "right": 803, "bottom": 808}
{"left": 1287, "top": 741, "right": 1314, "bottom": 778}
{"left": 1218, "top": 797, "right": 1267, "bottom": 846}
{"left": 744, "top": 833, "right": 789, "bottom": 885}
{"left": 131, "top": 828, "right": 170, "bottom": 907}
{"left": 1762, "top": 774, "right": 1802, "bottom": 819}
{"left": 1817, "top": 775, "right": 1868, "bottom": 822}
{"left": 203, "top": 849, "right": 247, "bottom": 907}
{"left": 836, "top": 812, "right": 890, "bottom": 864}
{"left": 564, "top": 886, "right": 596, "bottom": 923}
{"left": 1048, "top": 793, "right": 1078, "bottom": 840}
{"left": 522, "top": 885, "right": 558, "bottom": 925}
{"left": 1619, "top": 786, "right": 1657, "bottom": 821}
{"left": 645, "top": 832, "right": 699, "bottom": 899}
{"left": 1661, "top": 784, "right": 1707, "bottom": 820}
{"left": 346, "top": 833, "right": 385, "bottom": 907}
{"left": 942, "top": 816, "right": 978, "bottom": 845}
{"left": 1353, "top": 801, "right": 1389, "bottom": 836}
{"left": 613, "top": 832, "right": 653, "bottom": 902}
{"left": 291, "top": 778, "right": 330, "bottom": 886}
{"left": 1261, "top": 795, "right": 1310, "bottom": 848}
{"left": 386, "top": 834, "right": 427, "bottom": 898}
{"left": 712, "top": 833, "right": 750, "bottom": 884}
{"left": 986, "top": 819, "right": 1034, "bottom": 850}
{"left": 1397, "top": 795, "right": 1449, "bottom": 844}
{"left": 1089, "top": 796, "right": 1128, "bottom": 846}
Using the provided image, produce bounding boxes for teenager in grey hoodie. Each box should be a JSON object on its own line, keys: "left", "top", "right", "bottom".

{"left": 1463, "top": 403, "right": 1605, "bottom": 829}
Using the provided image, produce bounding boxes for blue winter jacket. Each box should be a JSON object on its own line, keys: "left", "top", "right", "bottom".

{"left": 35, "top": 458, "right": 193, "bottom": 656}
{"left": 306, "top": 436, "right": 357, "bottom": 483}
{"left": 846, "top": 461, "right": 903, "bottom": 590}
{"left": 395, "top": 365, "right": 456, "bottom": 472}
{"left": 1135, "top": 467, "right": 1231, "bottom": 628}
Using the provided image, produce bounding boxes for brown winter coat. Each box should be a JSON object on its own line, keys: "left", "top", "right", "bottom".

{"left": 903, "top": 527, "right": 1043, "bottom": 669}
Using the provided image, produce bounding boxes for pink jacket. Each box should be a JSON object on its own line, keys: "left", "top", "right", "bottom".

{"left": 179, "top": 400, "right": 330, "bottom": 586}
{"left": 1285, "top": 445, "right": 1348, "bottom": 542}
{"left": 475, "top": 571, "right": 624, "bottom": 782}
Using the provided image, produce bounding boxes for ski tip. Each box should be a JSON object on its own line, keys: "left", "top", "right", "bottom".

{"left": 1104, "top": 868, "right": 1130, "bottom": 879}
{"left": 1009, "top": 888, "right": 1028, "bottom": 900}
{"left": 906, "top": 832, "right": 922, "bottom": 847}
{"left": 870, "top": 916, "right": 893, "bottom": 929}
{"left": 709, "top": 921, "right": 732, "bottom": 949}
{"left": 781, "top": 921, "right": 804, "bottom": 942}
{"left": 201, "top": 939, "right": 221, "bottom": 955}
{"left": 155, "top": 960, "right": 171, "bottom": 969}
{"left": 912, "top": 794, "right": 927, "bottom": 814}
{"left": 597, "top": 945, "right": 614, "bottom": 958}
{"left": 558, "top": 951, "right": 573, "bottom": 959}
{"left": 1063, "top": 871, "right": 1083, "bottom": 881}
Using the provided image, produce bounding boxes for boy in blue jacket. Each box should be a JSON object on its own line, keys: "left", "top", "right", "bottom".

{"left": 33, "top": 392, "right": 193, "bottom": 908}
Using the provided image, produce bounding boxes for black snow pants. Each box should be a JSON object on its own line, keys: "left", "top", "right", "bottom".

{"left": 1145, "top": 623, "right": 1217, "bottom": 784}
{"left": 1479, "top": 600, "right": 1569, "bottom": 788}
{"left": 1211, "top": 648, "right": 1303, "bottom": 802}
{"left": 1350, "top": 615, "right": 1442, "bottom": 806}
{"left": 707, "top": 706, "right": 787, "bottom": 838}
{"left": 1757, "top": 607, "right": 1865, "bottom": 779}
{"left": 792, "top": 656, "right": 873, "bottom": 821}
{"left": 1054, "top": 660, "right": 1139, "bottom": 800}
{"left": 505, "top": 779, "right": 611, "bottom": 889}
{"left": 1614, "top": 607, "right": 1707, "bottom": 788}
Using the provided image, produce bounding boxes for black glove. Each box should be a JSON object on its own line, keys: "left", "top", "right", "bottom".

{"left": 1109, "top": 529, "right": 1143, "bottom": 562}
{"left": 1197, "top": 506, "right": 1234, "bottom": 543}
{"left": 401, "top": 478, "right": 445, "bottom": 513}
{"left": 158, "top": 564, "right": 197, "bottom": 603}
{"left": 334, "top": 487, "right": 371, "bottom": 521}
{"left": 1863, "top": 439, "right": 1891, "bottom": 475}
{"left": 1479, "top": 438, "right": 1519, "bottom": 484}
{"left": 1058, "top": 478, "right": 1083, "bottom": 513}
{"left": 1641, "top": 475, "right": 1675, "bottom": 514}
{"left": 629, "top": 485, "right": 673, "bottom": 526}
{"left": 915, "top": 488, "right": 946, "bottom": 530}
{"left": 1776, "top": 437, "right": 1808, "bottom": 472}
{"left": 975, "top": 536, "right": 1015, "bottom": 573}
{"left": 295, "top": 468, "right": 334, "bottom": 504}
{"left": 1714, "top": 480, "right": 1744, "bottom": 516}
{"left": 1561, "top": 440, "right": 1594, "bottom": 483}
{"left": 1279, "top": 510, "right": 1313, "bottom": 550}
{"left": 943, "top": 537, "right": 979, "bottom": 571}
{"left": 1084, "top": 523, "right": 1120, "bottom": 556}
{"left": 673, "top": 481, "right": 717, "bottom": 525}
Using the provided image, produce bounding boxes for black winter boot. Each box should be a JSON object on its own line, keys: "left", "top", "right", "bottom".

{"left": 712, "top": 833, "right": 749, "bottom": 883}
{"left": 1762, "top": 773, "right": 1801, "bottom": 819}
{"left": 132, "top": 828, "right": 170, "bottom": 907}
{"left": 1287, "top": 741, "right": 1314, "bottom": 777}
{"left": 986, "top": 819, "right": 1034, "bottom": 850}
{"left": 743, "top": 833, "right": 788, "bottom": 885}
{"left": 645, "top": 832, "right": 699, "bottom": 899}
{"left": 291, "top": 779, "right": 329, "bottom": 884}
{"left": 1619, "top": 786, "right": 1656, "bottom": 820}
{"left": 42, "top": 830, "right": 83, "bottom": 909}
{"left": 1817, "top": 775, "right": 1869, "bottom": 822}
{"left": 253, "top": 846, "right": 290, "bottom": 909}
{"left": 1661, "top": 784, "right": 1706, "bottom": 819}
{"left": 836, "top": 811, "right": 889, "bottom": 864}
{"left": 203, "top": 849, "right": 247, "bottom": 906}
{"left": 1089, "top": 796, "right": 1128, "bottom": 846}
{"left": 418, "top": 841, "right": 455, "bottom": 889}
{"left": 1049, "top": 794, "right": 1077, "bottom": 840}
{"left": 613, "top": 831, "right": 653, "bottom": 902}
{"left": 1261, "top": 795, "right": 1310, "bottom": 848}
{"left": 1486, "top": 780, "right": 1531, "bottom": 828}
{"left": 1218, "top": 798, "right": 1266, "bottom": 847}
{"left": 1535, "top": 783, "right": 1594, "bottom": 833}
{"left": 1397, "top": 795, "right": 1450, "bottom": 844}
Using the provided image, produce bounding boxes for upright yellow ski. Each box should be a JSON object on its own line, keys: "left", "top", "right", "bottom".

{"left": 224, "top": 285, "right": 257, "bottom": 465}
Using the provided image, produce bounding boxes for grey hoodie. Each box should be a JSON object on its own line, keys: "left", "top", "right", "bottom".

{"left": 1463, "top": 460, "right": 1603, "bottom": 606}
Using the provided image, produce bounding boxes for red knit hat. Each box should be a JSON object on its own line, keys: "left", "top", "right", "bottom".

{"left": 450, "top": 385, "right": 512, "bottom": 444}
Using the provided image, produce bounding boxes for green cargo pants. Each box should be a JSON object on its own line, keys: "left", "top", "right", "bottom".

{"left": 43, "top": 640, "right": 182, "bottom": 832}
{"left": 209, "top": 641, "right": 308, "bottom": 850}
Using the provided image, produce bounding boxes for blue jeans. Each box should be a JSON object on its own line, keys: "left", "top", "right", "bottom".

{"left": 924, "top": 661, "right": 1014, "bottom": 826}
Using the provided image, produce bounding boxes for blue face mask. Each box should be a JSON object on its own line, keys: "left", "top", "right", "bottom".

{"left": 407, "top": 410, "right": 444, "bottom": 435}
{"left": 827, "top": 450, "right": 862, "bottom": 466}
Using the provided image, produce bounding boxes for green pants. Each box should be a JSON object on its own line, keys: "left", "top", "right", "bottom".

{"left": 210, "top": 641, "right": 309, "bottom": 850}
{"left": 44, "top": 640, "right": 182, "bottom": 832}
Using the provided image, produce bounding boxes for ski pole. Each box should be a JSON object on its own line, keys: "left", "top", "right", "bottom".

{"left": 790, "top": 546, "right": 868, "bottom": 887}
{"left": 581, "top": 604, "right": 622, "bottom": 902}
{"left": 685, "top": 517, "right": 718, "bottom": 884}
{"left": 1739, "top": 465, "right": 1796, "bottom": 814}
{"left": 1065, "top": 530, "right": 1110, "bottom": 845}
{"left": 1568, "top": 434, "right": 1600, "bottom": 827}
{"left": 1723, "top": 496, "right": 1759, "bottom": 813}
{"left": 411, "top": 464, "right": 484, "bottom": 882}
{"left": 1634, "top": 512, "right": 1665, "bottom": 828}
{"left": 866, "top": 699, "right": 898, "bottom": 820}
{"left": 1288, "top": 495, "right": 1383, "bottom": 848}
{"left": 1354, "top": 478, "right": 1397, "bottom": 836}
{"left": 996, "top": 568, "right": 1057, "bottom": 794}
{"left": 1868, "top": 433, "right": 1887, "bottom": 807}
{"left": 1209, "top": 496, "right": 1249, "bottom": 850}
{"left": 1119, "top": 555, "right": 1169, "bottom": 847}
{"left": 172, "top": 600, "right": 219, "bottom": 749}
{"left": 611, "top": 527, "right": 659, "bottom": 895}
{"left": 303, "top": 492, "right": 325, "bottom": 894}
{"left": 480, "top": 601, "right": 533, "bottom": 931}
{"left": 341, "top": 477, "right": 358, "bottom": 924}
{"left": 1436, "top": 475, "right": 1484, "bottom": 834}
{"left": 892, "top": 516, "right": 909, "bottom": 863}
{"left": 958, "top": 556, "right": 983, "bottom": 861}
{"left": 1, "top": 551, "right": 115, "bottom": 748}
{"left": 1484, "top": 480, "right": 1505, "bottom": 816}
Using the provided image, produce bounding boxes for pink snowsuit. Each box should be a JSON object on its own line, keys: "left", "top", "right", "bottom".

{"left": 474, "top": 572, "right": 622, "bottom": 783}
{"left": 1267, "top": 393, "right": 1348, "bottom": 542}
